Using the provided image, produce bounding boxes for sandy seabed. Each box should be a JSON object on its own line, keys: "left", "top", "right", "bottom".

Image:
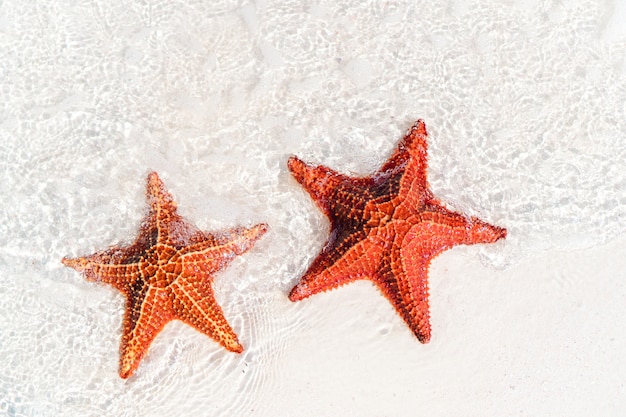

{"left": 1, "top": 0, "right": 625, "bottom": 416}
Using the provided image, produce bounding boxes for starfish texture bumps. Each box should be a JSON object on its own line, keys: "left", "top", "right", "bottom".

{"left": 288, "top": 120, "right": 506, "bottom": 343}
{"left": 62, "top": 172, "right": 267, "bottom": 378}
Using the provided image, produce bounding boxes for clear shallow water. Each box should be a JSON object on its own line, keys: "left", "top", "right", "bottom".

{"left": 1, "top": 0, "right": 625, "bottom": 416}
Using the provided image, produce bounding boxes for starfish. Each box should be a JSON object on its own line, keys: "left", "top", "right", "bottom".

{"left": 62, "top": 172, "right": 267, "bottom": 378}
{"left": 287, "top": 120, "right": 506, "bottom": 343}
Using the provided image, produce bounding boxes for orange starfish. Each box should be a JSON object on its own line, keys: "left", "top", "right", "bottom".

{"left": 62, "top": 172, "right": 267, "bottom": 378}
{"left": 288, "top": 120, "right": 506, "bottom": 343}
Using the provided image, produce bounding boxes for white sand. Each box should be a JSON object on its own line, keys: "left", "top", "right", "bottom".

{"left": 1, "top": 0, "right": 625, "bottom": 416}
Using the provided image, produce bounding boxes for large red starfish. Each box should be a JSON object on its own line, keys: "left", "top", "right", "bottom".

{"left": 62, "top": 172, "right": 267, "bottom": 378}
{"left": 288, "top": 120, "right": 506, "bottom": 343}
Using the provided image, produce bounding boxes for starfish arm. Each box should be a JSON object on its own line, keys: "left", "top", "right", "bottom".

{"left": 380, "top": 214, "right": 505, "bottom": 344}
{"left": 169, "top": 279, "right": 243, "bottom": 353}
{"left": 119, "top": 285, "right": 174, "bottom": 378}
{"left": 61, "top": 252, "right": 140, "bottom": 292}
{"left": 463, "top": 215, "right": 507, "bottom": 245}
{"left": 144, "top": 172, "right": 190, "bottom": 246}
{"left": 419, "top": 209, "right": 507, "bottom": 251}
{"left": 179, "top": 223, "right": 267, "bottom": 275}
{"left": 396, "top": 120, "right": 432, "bottom": 207}
{"left": 288, "top": 156, "right": 351, "bottom": 216}
{"left": 380, "top": 227, "right": 434, "bottom": 343}
{"left": 389, "top": 255, "right": 432, "bottom": 344}
{"left": 289, "top": 234, "right": 385, "bottom": 301}
{"left": 379, "top": 120, "right": 427, "bottom": 174}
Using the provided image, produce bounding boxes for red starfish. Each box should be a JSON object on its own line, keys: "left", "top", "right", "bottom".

{"left": 62, "top": 172, "right": 267, "bottom": 378}
{"left": 288, "top": 120, "right": 506, "bottom": 343}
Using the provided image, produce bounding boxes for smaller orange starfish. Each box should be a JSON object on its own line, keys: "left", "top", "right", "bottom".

{"left": 62, "top": 172, "right": 267, "bottom": 378}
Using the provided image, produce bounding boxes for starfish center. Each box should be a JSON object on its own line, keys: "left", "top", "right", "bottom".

{"left": 144, "top": 244, "right": 182, "bottom": 288}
